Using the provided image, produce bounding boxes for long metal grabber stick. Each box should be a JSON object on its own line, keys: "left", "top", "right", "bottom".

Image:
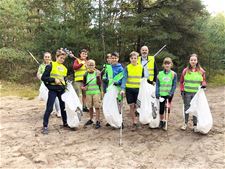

{"left": 153, "top": 44, "right": 167, "bottom": 57}
{"left": 27, "top": 51, "right": 40, "bottom": 65}
{"left": 143, "top": 45, "right": 167, "bottom": 67}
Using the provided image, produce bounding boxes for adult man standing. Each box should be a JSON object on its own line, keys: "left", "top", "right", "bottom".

{"left": 138, "top": 46, "right": 158, "bottom": 84}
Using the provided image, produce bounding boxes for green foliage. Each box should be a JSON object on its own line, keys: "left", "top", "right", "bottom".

{"left": 0, "top": 0, "right": 224, "bottom": 84}
{"left": 0, "top": 80, "right": 39, "bottom": 99}
{"left": 195, "top": 13, "right": 225, "bottom": 79}
{"left": 207, "top": 71, "right": 225, "bottom": 86}
{"left": 0, "top": 48, "right": 37, "bottom": 83}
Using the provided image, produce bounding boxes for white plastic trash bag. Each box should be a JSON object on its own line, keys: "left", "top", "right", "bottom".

{"left": 103, "top": 85, "right": 122, "bottom": 128}
{"left": 62, "top": 82, "right": 82, "bottom": 128}
{"left": 186, "top": 89, "right": 213, "bottom": 134}
{"left": 38, "top": 82, "right": 48, "bottom": 102}
{"left": 137, "top": 78, "right": 160, "bottom": 128}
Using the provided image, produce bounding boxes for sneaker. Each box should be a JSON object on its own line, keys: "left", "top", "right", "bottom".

{"left": 180, "top": 123, "right": 187, "bottom": 130}
{"left": 105, "top": 123, "right": 111, "bottom": 127}
{"left": 42, "top": 127, "right": 48, "bottom": 135}
{"left": 135, "top": 111, "right": 139, "bottom": 117}
{"left": 159, "top": 121, "right": 164, "bottom": 128}
{"left": 83, "top": 106, "right": 89, "bottom": 112}
{"left": 121, "top": 123, "right": 124, "bottom": 129}
{"left": 95, "top": 121, "right": 101, "bottom": 129}
{"left": 61, "top": 124, "right": 76, "bottom": 131}
{"left": 193, "top": 126, "right": 198, "bottom": 133}
{"left": 131, "top": 123, "right": 140, "bottom": 131}
{"left": 85, "top": 119, "right": 93, "bottom": 126}
{"left": 56, "top": 112, "right": 61, "bottom": 118}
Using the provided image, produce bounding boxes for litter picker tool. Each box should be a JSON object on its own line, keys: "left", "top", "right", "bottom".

{"left": 27, "top": 51, "right": 40, "bottom": 65}
{"left": 143, "top": 45, "right": 167, "bottom": 67}
{"left": 163, "top": 98, "right": 170, "bottom": 131}
{"left": 63, "top": 48, "right": 78, "bottom": 60}
{"left": 119, "top": 94, "right": 124, "bottom": 146}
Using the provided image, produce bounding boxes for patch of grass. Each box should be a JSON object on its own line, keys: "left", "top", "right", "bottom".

{"left": 208, "top": 74, "right": 225, "bottom": 87}
{"left": 0, "top": 81, "right": 39, "bottom": 99}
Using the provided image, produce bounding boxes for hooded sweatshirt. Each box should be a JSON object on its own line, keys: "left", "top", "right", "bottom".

{"left": 110, "top": 63, "right": 124, "bottom": 85}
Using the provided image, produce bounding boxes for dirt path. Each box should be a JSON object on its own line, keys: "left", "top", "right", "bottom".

{"left": 1, "top": 86, "right": 225, "bottom": 168}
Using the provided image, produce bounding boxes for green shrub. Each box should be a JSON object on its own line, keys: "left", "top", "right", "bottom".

{"left": 208, "top": 71, "right": 225, "bottom": 86}
{"left": 0, "top": 48, "right": 38, "bottom": 83}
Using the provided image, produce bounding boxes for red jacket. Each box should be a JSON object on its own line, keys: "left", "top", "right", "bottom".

{"left": 73, "top": 59, "right": 87, "bottom": 70}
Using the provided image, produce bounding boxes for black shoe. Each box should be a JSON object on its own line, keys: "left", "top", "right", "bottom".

{"left": 121, "top": 123, "right": 124, "bottom": 129}
{"left": 159, "top": 121, "right": 164, "bottom": 128}
{"left": 135, "top": 111, "right": 139, "bottom": 117}
{"left": 163, "top": 121, "right": 166, "bottom": 128}
{"left": 131, "top": 123, "right": 140, "bottom": 131}
{"left": 83, "top": 106, "right": 89, "bottom": 112}
{"left": 105, "top": 123, "right": 111, "bottom": 127}
{"left": 42, "top": 127, "right": 48, "bottom": 135}
{"left": 85, "top": 119, "right": 93, "bottom": 126}
{"left": 62, "top": 124, "right": 76, "bottom": 131}
{"left": 95, "top": 121, "right": 101, "bottom": 129}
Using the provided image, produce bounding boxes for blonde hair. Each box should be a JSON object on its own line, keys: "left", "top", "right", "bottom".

{"left": 87, "top": 59, "right": 95, "bottom": 66}
{"left": 129, "top": 51, "right": 139, "bottom": 58}
{"left": 162, "top": 57, "right": 173, "bottom": 67}
{"left": 106, "top": 53, "right": 111, "bottom": 58}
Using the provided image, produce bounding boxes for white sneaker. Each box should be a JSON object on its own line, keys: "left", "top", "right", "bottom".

{"left": 193, "top": 126, "right": 198, "bottom": 133}
{"left": 180, "top": 123, "right": 187, "bottom": 130}
{"left": 56, "top": 112, "right": 61, "bottom": 118}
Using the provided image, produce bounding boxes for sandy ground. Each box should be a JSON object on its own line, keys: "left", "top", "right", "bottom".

{"left": 0, "top": 86, "right": 225, "bottom": 169}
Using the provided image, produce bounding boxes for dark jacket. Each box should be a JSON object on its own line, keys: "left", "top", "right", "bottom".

{"left": 41, "top": 63, "right": 67, "bottom": 92}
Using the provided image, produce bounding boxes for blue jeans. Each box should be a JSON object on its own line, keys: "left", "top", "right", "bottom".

{"left": 43, "top": 90, "right": 67, "bottom": 127}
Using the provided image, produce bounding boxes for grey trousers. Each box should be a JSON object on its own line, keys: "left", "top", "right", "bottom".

{"left": 183, "top": 92, "right": 197, "bottom": 125}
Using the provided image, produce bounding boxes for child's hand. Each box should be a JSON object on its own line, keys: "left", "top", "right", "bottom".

{"left": 55, "top": 79, "right": 61, "bottom": 85}
{"left": 120, "top": 90, "right": 125, "bottom": 96}
{"left": 81, "top": 60, "right": 86, "bottom": 65}
{"left": 81, "top": 86, "right": 87, "bottom": 91}
{"left": 69, "top": 51, "right": 75, "bottom": 58}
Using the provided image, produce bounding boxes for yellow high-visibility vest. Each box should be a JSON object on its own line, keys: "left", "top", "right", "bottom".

{"left": 74, "top": 58, "right": 87, "bottom": 81}
{"left": 138, "top": 55, "right": 154, "bottom": 81}
{"left": 50, "top": 61, "right": 67, "bottom": 85}
{"left": 126, "top": 64, "right": 143, "bottom": 88}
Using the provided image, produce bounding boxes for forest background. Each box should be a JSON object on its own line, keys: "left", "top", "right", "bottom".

{"left": 0, "top": 0, "right": 224, "bottom": 87}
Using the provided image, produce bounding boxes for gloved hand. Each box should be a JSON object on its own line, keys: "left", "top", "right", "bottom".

{"left": 201, "top": 85, "right": 206, "bottom": 89}
{"left": 147, "top": 80, "right": 153, "bottom": 85}
{"left": 156, "top": 95, "right": 159, "bottom": 99}
{"left": 168, "top": 95, "right": 172, "bottom": 100}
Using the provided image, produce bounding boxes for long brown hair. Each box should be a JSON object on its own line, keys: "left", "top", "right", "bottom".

{"left": 187, "top": 53, "right": 202, "bottom": 73}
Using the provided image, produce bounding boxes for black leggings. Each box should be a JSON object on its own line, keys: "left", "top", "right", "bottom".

{"left": 159, "top": 95, "right": 173, "bottom": 115}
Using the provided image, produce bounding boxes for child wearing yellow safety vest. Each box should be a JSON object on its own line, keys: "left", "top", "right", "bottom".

{"left": 81, "top": 60, "right": 102, "bottom": 129}
{"left": 37, "top": 52, "right": 61, "bottom": 117}
{"left": 41, "top": 49, "right": 70, "bottom": 134}
{"left": 155, "top": 57, "right": 177, "bottom": 129}
{"left": 180, "top": 54, "right": 206, "bottom": 132}
{"left": 121, "top": 51, "right": 143, "bottom": 130}
{"left": 73, "top": 49, "right": 89, "bottom": 112}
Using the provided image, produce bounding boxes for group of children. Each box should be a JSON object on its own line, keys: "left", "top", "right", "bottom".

{"left": 37, "top": 47, "right": 206, "bottom": 134}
